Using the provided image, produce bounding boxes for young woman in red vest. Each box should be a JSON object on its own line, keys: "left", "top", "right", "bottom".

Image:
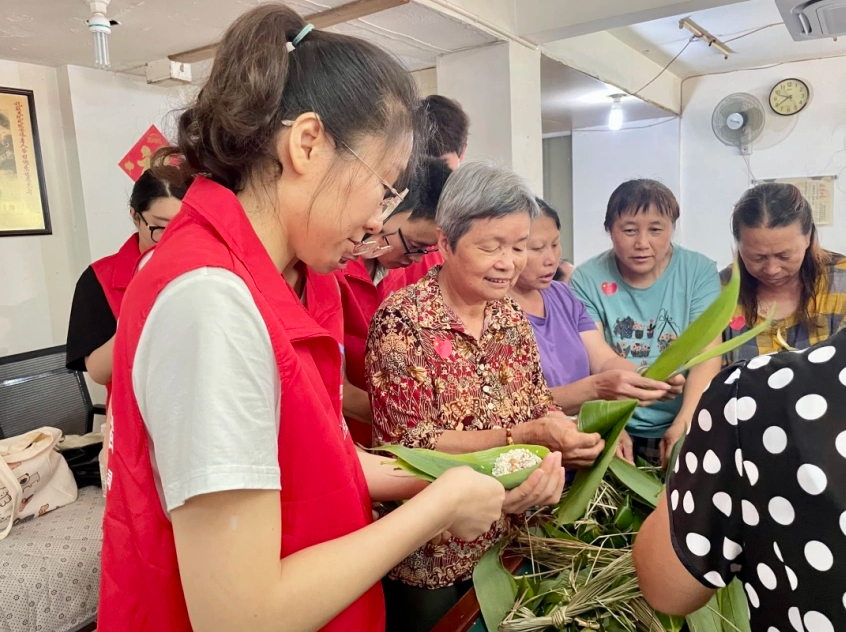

{"left": 99, "top": 6, "right": 565, "bottom": 632}
{"left": 65, "top": 167, "right": 185, "bottom": 388}
{"left": 337, "top": 157, "right": 451, "bottom": 444}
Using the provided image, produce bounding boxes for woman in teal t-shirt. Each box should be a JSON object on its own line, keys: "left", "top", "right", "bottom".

{"left": 571, "top": 179, "right": 722, "bottom": 467}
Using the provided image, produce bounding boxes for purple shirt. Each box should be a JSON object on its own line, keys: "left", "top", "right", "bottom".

{"left": 525, "top": 282, "right": 596, "bottom": 388}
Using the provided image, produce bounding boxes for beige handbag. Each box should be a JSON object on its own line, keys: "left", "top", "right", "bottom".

{"left": 0, "top": 427, "right": 78, "bottom": 539}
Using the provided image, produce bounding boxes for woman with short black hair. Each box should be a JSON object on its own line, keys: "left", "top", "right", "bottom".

{"left": 571, "top": 179, "right": 722, "bottom": 466}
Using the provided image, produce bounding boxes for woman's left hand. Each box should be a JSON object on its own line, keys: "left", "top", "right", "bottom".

{"left": 502, "top": 452, "right": 565, "bottom": 515}
{"left": 659, "top": 418, "right": 688, "bottom": 469}
{"left": 615, "top": 429, "right": 635, "bottom": 464}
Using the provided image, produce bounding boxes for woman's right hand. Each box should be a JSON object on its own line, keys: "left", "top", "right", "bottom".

{"left": 429, "top": 467, "right": 506, "bottom": 542}
{"left": 593, "top": 370, "right": 672, "bottom": 406}
{"left": 517, "top": 413, "right": 605, "bottom": 469}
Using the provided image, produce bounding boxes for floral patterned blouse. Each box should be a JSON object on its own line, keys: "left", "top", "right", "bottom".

{"left": 366, "top": 267, "right": 556, "bottom": 589}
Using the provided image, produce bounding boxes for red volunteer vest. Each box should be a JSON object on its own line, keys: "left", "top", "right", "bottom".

{"left": 335, "top": 259, "right": 380, "bottom": 447}
{"left": 90, "top": 233, "right": 142, "bottom": 318}
{"left": 99, "top": 177, "right": 383, "bottom": 632}
{"left": 89, "top": 234, "right": 142, "bottom": 403}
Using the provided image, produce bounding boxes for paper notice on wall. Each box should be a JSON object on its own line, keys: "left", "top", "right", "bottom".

{"left": 753, "top": 176, "right": 836, "bottom": 226}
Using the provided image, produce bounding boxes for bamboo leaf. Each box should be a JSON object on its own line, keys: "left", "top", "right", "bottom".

{"left": 657, "top": 612, "right": 686, "bottom": 632}
{"left": 556, "top": 400, "right": 638, "bottom": 525}
{"left": 644, "top": 262, "right": 740, "bottom": 382}
{"left": 686, "top": 595, "right": 723, "bottom": 632}
{"left": 608, "top": 457, "right": 663, "bottom": 508}
{"left": 473, "top": 539, "right": 516, "bottom": 632}
{"left": 373, "top": 444, "right": 550, "bottom": 490}
{"left": 577, "top": 399, "right": 641, "bottom": 436}
{"left": 716, "top": 580, "right": 752, "bottom": 632}
{"left": 666, "top": 430, "right": 686, "bottom": 475}
{"left": 678, "top": 310, "right": 774, "bottom": 374}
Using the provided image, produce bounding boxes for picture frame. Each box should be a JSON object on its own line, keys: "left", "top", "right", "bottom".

{"left": 0, "top": 87, "right": 51, "bottom": 236}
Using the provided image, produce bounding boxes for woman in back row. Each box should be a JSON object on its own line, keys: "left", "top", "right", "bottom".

{"left": 65, "top": 167, "right": 185, "bottom": 395}
{"left": 722, "top": 182, "right": 846, "bottom": 363}
{"left": 509, "top": 198, "right": 684, "bottom": 462}
{"left": 571, "top": 179, "right": 722, "bottom": 467}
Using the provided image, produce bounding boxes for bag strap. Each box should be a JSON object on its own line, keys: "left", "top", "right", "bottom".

{"left": 0, "top": 456, "right": 22, "bottom": 540}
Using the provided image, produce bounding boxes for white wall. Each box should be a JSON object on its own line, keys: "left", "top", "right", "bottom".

{"left": 0, "top": 61, "right": 82, "bottom": 357}
{"left": 438, "top": 41, "right": 544, "bottom": 194}
{"left": 681, "top": 57, "right": 846, "bottom": 268}
{"left": 571, "top": 118, "right": 680, "bottom": 264}
{"left": 542, "top": 135, "right": 574, "bottom": 260}
{"left": 411, "top": 68, "right": 438, "bottom": 97}
{"left": 0, "top": 62, "right": 189, "bottom": 366}
{"left": 61, "top": 66, "right": 192, "bottom": 262}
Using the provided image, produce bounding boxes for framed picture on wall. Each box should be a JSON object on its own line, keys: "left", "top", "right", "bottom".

{"left": 0, "top": 87, "right": 51, "bottom": 236}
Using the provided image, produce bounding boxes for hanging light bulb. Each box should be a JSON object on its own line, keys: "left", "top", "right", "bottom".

{"left": 608, "top": 94, "right": 625, "bottom": 131}
{"left": 86, "top": 1, "right": 112, "bottom": 70}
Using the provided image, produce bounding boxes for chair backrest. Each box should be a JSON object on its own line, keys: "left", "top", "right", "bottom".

{"left": 0, "top": 345, "right": 94, "bottom": 440}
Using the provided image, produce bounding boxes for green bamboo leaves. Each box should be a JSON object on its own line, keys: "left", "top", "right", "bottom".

{"left": 644, "top": 261, "right": 741, "bottom": 382}
{"left": 555, "top": 400, "right": 638, "bottom": 525}
{"left": 474, "top": 540, "right": 517, "bottom": 632}
{"left": 375, "top": 444, "right": 550, "bottom": 490}
{"left": 685, "top": 581, "right": 751, "bottom": 632}
{"left": 608, "top": 457, "right": 662, "bottom": 508}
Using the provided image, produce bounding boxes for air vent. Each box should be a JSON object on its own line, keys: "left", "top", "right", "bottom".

{"left": 776, "top": 0, "right": 846, "bottom": 40}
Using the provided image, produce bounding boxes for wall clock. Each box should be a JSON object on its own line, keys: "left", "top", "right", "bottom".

{"left": 769, "top": 78, "right": 810, "bottom": 116}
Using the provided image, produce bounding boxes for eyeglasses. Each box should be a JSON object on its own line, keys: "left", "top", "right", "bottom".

{"left": 396, "top": 228, "right": 438, "bottom": 256}
{"left": 137, "top": 212, "right": 165, "bottom": 243}
{"left": 280, "top": 119, "right": 408, "bottom": 257}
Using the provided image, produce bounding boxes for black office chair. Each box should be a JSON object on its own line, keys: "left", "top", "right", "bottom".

{"left": 0, "top": 345, "right": 105, "bottom": 440}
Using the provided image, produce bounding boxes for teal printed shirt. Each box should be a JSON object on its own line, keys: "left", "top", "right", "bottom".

{"left": 571, "top": 245, "right": 720, "bottom": 438}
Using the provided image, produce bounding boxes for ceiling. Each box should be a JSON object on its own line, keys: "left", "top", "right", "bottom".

{"left": 0, "top": 0, "right": 678, "bottom": 134}
{"left": 612, "top": 0, "right": 846, "bottom": 78}
{"left": 0, "top": 0, "right": 498, "bottom": 73}
{"left": 541, "top": 55, "right": 672, "bottom": 134}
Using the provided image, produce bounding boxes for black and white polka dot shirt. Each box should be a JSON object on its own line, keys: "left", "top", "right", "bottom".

{"left": 668, "top": 330, "right": 846, "bottom": 632}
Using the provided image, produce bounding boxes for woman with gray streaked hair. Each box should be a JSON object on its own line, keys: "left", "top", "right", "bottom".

{"left": 366, "top": 161, "right": 603, "bottom": 632}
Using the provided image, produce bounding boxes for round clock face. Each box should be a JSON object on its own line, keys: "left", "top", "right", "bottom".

{"left": 769, "top": 78, "right": 810, "bottom": 116}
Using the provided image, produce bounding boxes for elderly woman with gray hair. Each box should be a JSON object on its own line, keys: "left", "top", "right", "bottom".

{"left": 366, "top": 161, "right": 604, "bottom": 632}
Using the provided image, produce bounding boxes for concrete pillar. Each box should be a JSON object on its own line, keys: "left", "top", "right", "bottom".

{"left": 436, "top": 41, "right": 543, "bottom": 196}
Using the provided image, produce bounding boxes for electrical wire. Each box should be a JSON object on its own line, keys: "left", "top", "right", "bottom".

{"left": 633, "top": 36, "right": 697, "bottom": 97}
{"left": 742, "top": 153, "right": 757, "bottom": 184}
{"left": 722, "top": 23, "right": 783, "bottom": 44}
{"left": 573, "top": 116, "right": 677, "bottom": 133}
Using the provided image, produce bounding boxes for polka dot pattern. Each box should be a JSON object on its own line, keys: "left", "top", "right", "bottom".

{"left": 797, "top": 464, "right": 827, "bottom": 496}
{"left": 796, "top": 394, "right": 828, "bottom": 421}
{"left": 724, "top": 537, "right": 743, "bottom": 561}
{"left": 698, "top": 408, "right": 713, "bottom": 432}
{"left": 763, "top": 426, "right": 788, "bottom": 454}
{"left": 703, "top": 450, "right": 721, "bottom": 474}
{"left": 666, "top": 336, "right": 846, "bottom": 631}
{"left": 769, "top": 497, "right": 795, "bottom": 525}
{"left": 768, "top": 367, "right": 794, "bottom": 389}
{"left": 807, "top": 346, "right": 836, "bottom": 364}
{"left": 805, "top": 541, "right": 834, "bottom": 571}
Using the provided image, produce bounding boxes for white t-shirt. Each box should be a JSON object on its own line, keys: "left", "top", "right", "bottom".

{"left": 133, "top": 267, "right": 282, "bottom": 512}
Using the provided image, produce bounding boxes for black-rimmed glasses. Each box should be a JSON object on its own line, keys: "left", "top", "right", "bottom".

{"left": 137, "top": 212, "right": 165, "bottom": 243}
{"left": 395, "top": 228, "right": 438, "bottom": 257}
